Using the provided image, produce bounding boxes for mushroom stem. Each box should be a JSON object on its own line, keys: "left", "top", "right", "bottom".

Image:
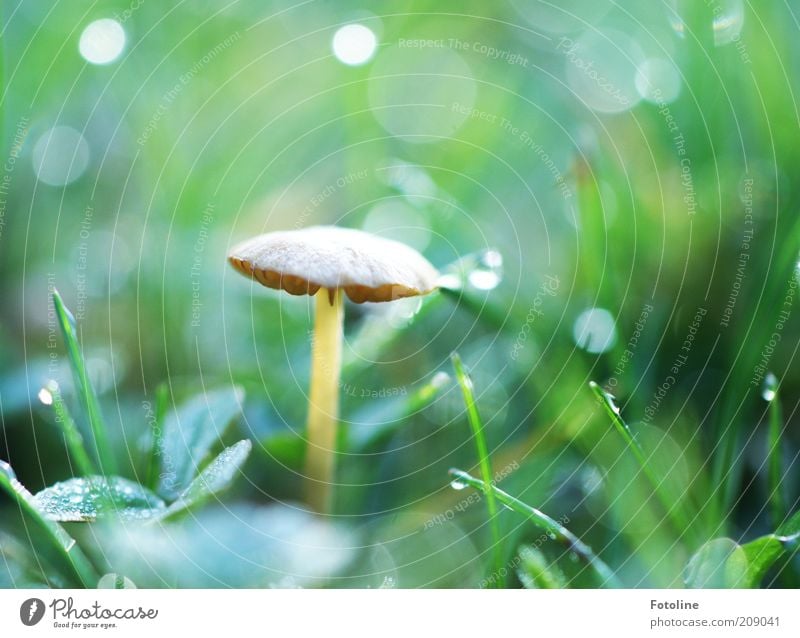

{"left": 305, "top": 287, "right": 344, "bottom": 513}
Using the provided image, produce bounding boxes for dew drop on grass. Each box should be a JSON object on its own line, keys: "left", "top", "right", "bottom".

{"left": 467, "top": 249, "right": 503, "bottom": 290}
{"left": 569, "top": 551, "right": 579, "bottom": 562}
{"left": 762, "top": 372, "right": 778, "bottom": 402}
{"left": 468, "top": 269, "right": 501, "bottom": 290}
{"left": 450, "top": 479, "right": 468, "bottom": 491}
{"left": 37, "top": 387, "right": 53, "bottom": 405}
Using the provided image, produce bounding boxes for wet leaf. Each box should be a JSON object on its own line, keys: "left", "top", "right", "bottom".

{"left": 161, "top": 440, "right": 252, "bottom": 519}
{"left": 156, "top": 386, "right": 245, "bottom": 499}
{"left": 33, "top": 476, "right": 166, "bottom": 522}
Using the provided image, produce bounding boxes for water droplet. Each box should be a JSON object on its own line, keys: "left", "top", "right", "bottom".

{"left": 467, "top": 250, "right": 503, "bottom": 290}
{"left": 450, "top": 479, "right": 468, "bottom": 491}
{"left": 332, "top": 23, "right": 377, "bottom": 66}
{"left": 37, "top": 387, "right": 53, "bottom": 406}
{"left": 79, "top": 19, "right": 126, "bottom": 65}
{"left": 573, "top": 308, "right": 618, "bottom": 354}
{"left": 762, "top": 372, "right": 778, "bottom": 402}
{"left": 548, "top": 532, "right": 557, "bottom": 540}
{"left": 480, "top": 250, "right": 503, "bottom": 270}
{"left": 569, "top": 551, "right": 579, "bottom": 562}
{"left": 468, "top": 269, "right": 501, "bottom": 290}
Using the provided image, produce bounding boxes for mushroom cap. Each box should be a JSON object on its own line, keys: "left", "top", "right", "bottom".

{"left": 228, "top": 226, "right": 439, "bottom": 303}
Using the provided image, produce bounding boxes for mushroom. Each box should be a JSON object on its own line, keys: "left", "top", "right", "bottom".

{"left": 228, "top": 226, "right": 439, "bottom": 512}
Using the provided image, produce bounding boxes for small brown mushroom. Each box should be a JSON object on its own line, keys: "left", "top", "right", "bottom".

{"left": 228, "top": 226, "right": 438, "bottom": 512}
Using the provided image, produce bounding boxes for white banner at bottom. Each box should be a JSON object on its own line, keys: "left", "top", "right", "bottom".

{"left": 1, "top": 589, "right": 797, "bottom": 637}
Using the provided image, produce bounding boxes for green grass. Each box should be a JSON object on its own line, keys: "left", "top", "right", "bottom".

{"left": 451, "top": 352, "right": 503, "bottom": 586}
{"left": 449, "top": 468, "right": 622, "bottom": 588}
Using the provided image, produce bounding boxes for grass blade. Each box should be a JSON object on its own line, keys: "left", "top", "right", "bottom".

{"left": 145, "top": 382, "right": 169, "bottom": 490}
{"left": 763, "top": 373, "right": 786, "bottom": 527}
{"left": 589, "top": 381, "right": 694, "bottom": 542}
{"left": 449, "top": 468, "right": 621, "bottom": 588}
{"left": 43, "top": 380, "right": 97, "bottom": 477}
{"left": 0, "top": 460, "right": 96, "bottom": 587}
{"left": 451, "top": 353, "right": 503, "bottom": 586}
{"left": 52, "top": 289, "right": 117, "bottom": 475}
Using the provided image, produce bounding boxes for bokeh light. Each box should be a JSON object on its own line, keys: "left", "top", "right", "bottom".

{"left": 78, "top": 18, "right": 126, "bottom": 65}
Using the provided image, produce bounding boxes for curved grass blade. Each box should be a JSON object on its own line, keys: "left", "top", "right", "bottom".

{"left": 451, "top": 353, "right": 503, "bottom": 586}
{"left": 52, "top": 289, "right": 117, "bottom": 475}
{"left": 449, "top": 468, "right": 622, "bottom": 588}
{"left": 589, "top": 381, "right": 694, "bottom": 542}
{"left": 0, "top": 461, "right": 96, "bottom": 586}
{"left": 43, "top": 380, "right": 96, "bottom": 477}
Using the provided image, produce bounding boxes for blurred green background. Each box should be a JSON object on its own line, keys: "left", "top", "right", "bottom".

{"left": 2, "top": 0, "right": 800, "bottom": 588}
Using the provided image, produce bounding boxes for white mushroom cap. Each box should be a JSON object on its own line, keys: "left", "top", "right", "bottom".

{"left": 228, "top": 226, "right": 439, "bottom": 303}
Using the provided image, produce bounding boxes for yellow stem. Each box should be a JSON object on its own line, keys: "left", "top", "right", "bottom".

{"left": 305, "top": 288, "right": 343, "bottom": 513}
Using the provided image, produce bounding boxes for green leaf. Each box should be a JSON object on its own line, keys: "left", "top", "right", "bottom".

{"left": 685, "top": 538, "right": 749, "bottom": 588}
{"left": 0, "top": 460, "right": 96, "bottom": 586}
{"left": 160, "top": 440, "right": 252, "bottom": 519}
{"left": 32, "top": 476, "right": 166, "bottom": 522}
{"left": 449, "top": 468, "right": 622, "bottom": 588}
{"left": 52, "top": 289, "right": 117, "bottom": 475}
{"left": 726, "top": 511, "right": 800, "bottom": 588}
{"left": 451, "top": 353, "right": 503, "bottom": 586}
{"left": 156, "top": 386, "right": 245, "bottom": 499}
{"left": 741, "top": 536, "right": 784, "bottom": 587}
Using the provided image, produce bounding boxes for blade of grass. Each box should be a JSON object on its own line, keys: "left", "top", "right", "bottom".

{"left": 763, "top": 373, "right": 786, "bottom": 528}
{"left": 589, "top": 381, "right": 695, "bottom": 543}
{"left": 145, "top": 382, "right": 169, "bottom": 490}
{"left": 45, "top": 380, "right": 96, "bottom": 477}
{"left": 0, "top": 461, "right": 96, "bottom": 587}
{"left": 451, "top": 353, "right": 503, "bottom": 586}
{"left": 52, "top": 289, "right": 117, "bottom": 475}
{"left": 449, "top": 468, "right": 621, "bottom": 588}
